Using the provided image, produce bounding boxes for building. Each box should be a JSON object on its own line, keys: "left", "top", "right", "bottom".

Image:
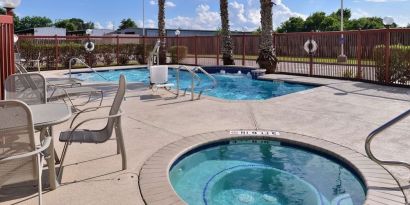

{"left": 67, "top": 29, "right": 114, "bottom": 36}
{"left": 112, "top": 27, "right": 252, "bottom": 37}
{"left": 15, "top": 27, "right": 66, "bottom": 36}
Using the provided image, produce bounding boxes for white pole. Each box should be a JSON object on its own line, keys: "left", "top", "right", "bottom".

{"left": 143, "top": 0, "right": 145, "bottom": 36}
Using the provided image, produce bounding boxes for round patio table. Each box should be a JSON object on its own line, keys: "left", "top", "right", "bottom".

{"left": 30, "top": 103, "right": 72, "bottom": 190}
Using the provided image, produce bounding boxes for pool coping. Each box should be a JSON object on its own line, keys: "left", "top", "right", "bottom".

{"left": 138, "top": 130, "right": 407, "bottom": 205}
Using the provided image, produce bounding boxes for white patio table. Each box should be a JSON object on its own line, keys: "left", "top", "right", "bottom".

{"left": 30, "top": 103, "right": 72, "bottom": 190}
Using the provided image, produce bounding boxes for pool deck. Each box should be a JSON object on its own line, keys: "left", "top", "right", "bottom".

{"left": 2, "top": 68, "right": 410, "bottom": 205}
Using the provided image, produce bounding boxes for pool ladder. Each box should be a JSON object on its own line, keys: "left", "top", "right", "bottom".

{"left": 365, "top": 109, "right": 410, "bottom": 203}
{"left": 176, "top": 65, "right": 217, "bottom": 100}
{"left": 68, "top": 58, "right": 109, "bottom": 80}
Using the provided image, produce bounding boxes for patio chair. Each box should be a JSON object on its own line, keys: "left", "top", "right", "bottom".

{"left": 58, "top": 75, "right": 127, "bottom": 179}
{"left": 4, "top": 73, "right": 47, "bottom": 105}
{"left": 10, "top": 68, "right": 104, "bottom": 110}
{"left": 0, "top": 100, "right": 52, "bottom": 205}
{"left": 15, "top": 63, "right": 83, "bottom": 87}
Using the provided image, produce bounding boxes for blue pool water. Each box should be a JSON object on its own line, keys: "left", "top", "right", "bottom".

{"left": 169, "top": 140, "right": 366, "bottom": 205}
{"left": 71, "top": 68, "right": 317, "bottom": 100}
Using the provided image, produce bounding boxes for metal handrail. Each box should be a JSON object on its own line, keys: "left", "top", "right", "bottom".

{"left": 193, "top": 66, "right": 217, "bottom": 99}
{"left": 147, "top": 40, "right": 161, "bottom": 67}
{"left": 68, "top": 58, "right": 109, "bottom": 80}
{"left": 178, "top": 65, "right": 201, "bottom": 100}
{"left": 365, "top": 109, "right": 410, "bottom": 173}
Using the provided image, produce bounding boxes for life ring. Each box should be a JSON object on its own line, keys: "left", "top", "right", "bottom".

{"left": 84, "top": 41, "right": 95, "bottom": 52}
{"left": 304, "top": 39, "right": 318, "bottom": 54}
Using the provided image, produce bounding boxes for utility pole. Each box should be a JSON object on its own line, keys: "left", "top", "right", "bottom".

{"left": 338, "top": 0, "right": 347, "bottom": 63}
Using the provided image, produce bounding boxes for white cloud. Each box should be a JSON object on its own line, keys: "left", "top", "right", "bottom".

{"left": 106, "top": 21, "right": 115, "bottom": 30}
{"left": 94, "top": 21, "right": 115, "bottom": 30}
{"left": 153, "top": 0, "right": 306, "bottom": 31}
{"left": 364, "top": 0, "right": 407, "bottom": 2}
{"left": 165, "top": 1, "right": 176, "bottom": 8}
{"left": 167, "top": 4, "right": 220, "bottom": 30}
{"left": 351, "top": 9, "right": 370, "bottom": 19}
{"left": 149, "top": 0, "right": 176, "bottom": 8}
{"left": 95, "top": 22, "right": 103, "bottom": 29}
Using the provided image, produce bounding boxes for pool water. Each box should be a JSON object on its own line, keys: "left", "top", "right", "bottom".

{"left": 71, "top": 68, "right": 317, "bottom": 100}
{"left": 169, "top": 140, "right": 366, "bottom": 205}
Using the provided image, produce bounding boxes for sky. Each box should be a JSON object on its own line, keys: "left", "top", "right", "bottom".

{"left": 9, "top": 0, "right": 410, "bottom": 31}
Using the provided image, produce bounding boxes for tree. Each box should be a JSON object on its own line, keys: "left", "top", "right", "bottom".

{"left": 305, "top": 12, "right": 326, "bottom": 31}
{"left": 346, "top": 17, "right": 384, "bottom": 30}
{"left": 119, "top": 18, "right": 137, "bottom": 30}
{"left": 330, "top": 9, "right": 352, "bottom": 21}
{"left": 55, "top": 18, "right": 94, "bottom": 31}
{"left": 0, "top": 7, "right": 5, "bottom": 15}
{"left": 407, "top": 24, "right": 410, "bottom": 28}
{"left": 219, "top": 0, "right": 235, "bottom": 65}
{"left": 257, "top": 0, "right": 278, "bottom": 74}
{"left": 277, "top": 17, "right": 305, "bottom": 33}
{"left": 18, "top": 16, "right": 53, "bottom": 31}
{"left": 158, "top": 0, "right": 166, "bottom": 64}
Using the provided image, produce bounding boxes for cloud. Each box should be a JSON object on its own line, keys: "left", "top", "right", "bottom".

{"left": 166, "top": 4, "right": 220, "bottom": 30}
{"left": 351, "top": 9, "right": 370, "bottom": 19}
{"left": 94, "top": 21, "right": 115, "bottom": 30}
{"left": 165, "top": 1, "right": 176, "bottom": 8}
{"left": 165, "top": 1, "right": 304, "bottom": 31}
{"left": 364, "top": 0, "right": 407, "bottom": 2}
{"left": 149, "top": 0, "right": 176, "bottom": 8}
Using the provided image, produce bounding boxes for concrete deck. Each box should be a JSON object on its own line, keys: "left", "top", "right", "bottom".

{"left": 1, "top": 71, "right": 410, "bottom": 205}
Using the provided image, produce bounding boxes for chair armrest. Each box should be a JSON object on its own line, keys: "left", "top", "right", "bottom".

{"left": 66, "top": 113, "right": 123, "bottom": 143}
{"left": 0, "top": 136, "right": 51, "bottom": 162}
{"left": 70, "top": 106, "right": 113, "bottom": 128}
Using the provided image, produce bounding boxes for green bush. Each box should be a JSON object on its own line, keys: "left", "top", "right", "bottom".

{"left": 374, "top": 45, "right": 410, "bottom": 84}
{"left": 18, "top": 40, "right": 154, "bottom": 69}
{"left": 95, "top": 44, "right": 115, "bottom": 66}
{"left": 168, "top": 46, "right": 188, "bottom": 64}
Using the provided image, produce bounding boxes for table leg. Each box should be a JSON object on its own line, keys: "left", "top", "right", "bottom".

{"left": 45, "top": 126, "right": 59, "bottom": 190}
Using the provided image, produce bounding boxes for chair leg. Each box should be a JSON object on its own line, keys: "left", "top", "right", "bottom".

{"left": 115, "top": 119, "right": 127, "bottom": 170}
{"left": 57, "top": 142, "right": 70, "bottom": 180}
{"left": 37, "top": 154, "right": 43, "bottom": 205}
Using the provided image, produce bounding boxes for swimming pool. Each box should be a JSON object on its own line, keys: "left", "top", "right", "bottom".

{"left": 71, "top": 68, "right": 317, "bottom": 100}
{"left": 169, "top": 140, "right": 366, "bottom": 205}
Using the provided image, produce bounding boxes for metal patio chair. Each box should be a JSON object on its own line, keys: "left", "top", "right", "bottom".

{"left": 4, "top": 73, "right": 47, "bottom": 105}
{"left": 15, "top": 63, "right": 83, "bottom": 87}
{"left": 58, "top": 75, "right": 127, "bottom": 179}
{"left": 12, "top": 65, "right": 104, "bottom": 111}
{"left": 0, "top": 100, "right": 52, "bottom": 205}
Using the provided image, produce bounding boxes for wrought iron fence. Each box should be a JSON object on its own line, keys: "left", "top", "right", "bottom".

{"left": 16, "top": 28, "right": 410, "bottom": 86}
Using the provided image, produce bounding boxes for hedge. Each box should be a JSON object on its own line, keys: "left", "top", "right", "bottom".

{"left": 373, "top": 45, "right": 410, "bottom": 84}
{"left": 18, "top": 40, "right": 153, "bottom": 69}
{"left": 168, "top": 46, "right": 188, "bottom": 64}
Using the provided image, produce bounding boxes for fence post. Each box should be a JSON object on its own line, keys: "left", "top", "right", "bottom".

{"left": 384, "top": 28, "right": 391, "bottom": 84}
{"left": 194, "top": 36, "right": 198, "bottom": 65}
{"left": 142, "top": 35, "right": 146, "bottom": 64}
{"left": 176, "top": 35, "right": 179, "bottom": 64}
{"left": 242, "top": 33, "right": 246, "bottom": 66}
{"left": 356, "top": 29, "right": 362, "bottom": 79}
{"left": 309, "top": 32, "right": 314, "bottom": 76}
{"left": 0, "top": 12, "right": 15, "bottom": 99}
{"left": 54, "top": 35, "right": 59, "bottom": 69}
{"left": 216, "top": 35, "right": 220, "bottom": 66}
{"left": 116, "top": 35, "right": 120, "bottom": 65}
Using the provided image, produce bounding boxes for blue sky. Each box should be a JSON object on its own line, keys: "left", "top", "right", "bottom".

{"left": 10, "top": 0, "right": 410, "bottom": 30}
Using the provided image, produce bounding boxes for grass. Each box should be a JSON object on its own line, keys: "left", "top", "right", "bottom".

{"left": 186, "top": 54, "right": 375, "bottom": 65}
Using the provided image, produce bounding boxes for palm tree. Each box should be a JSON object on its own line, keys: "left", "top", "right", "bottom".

{"left": 219, "top": 0, "right": 235, "bottom": 65}
{"left": 158, "top": 0, "right": 166, "bottom": 64}
{"left": 257, "top": 0, "right": 278, "bottom": 74}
